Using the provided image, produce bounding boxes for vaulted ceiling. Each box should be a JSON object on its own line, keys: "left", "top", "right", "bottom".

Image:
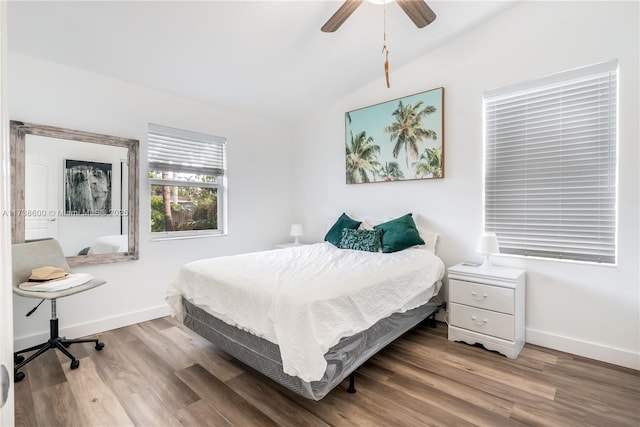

{"left": 8, "top": 1, "right": 515, "bottom": 123}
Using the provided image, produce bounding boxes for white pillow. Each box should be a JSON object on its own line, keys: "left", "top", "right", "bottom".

{"left": 417, "top": 226, "right": 439, "bottom": 254}
{"left": 356, "top": 216, "right": 388, "bottom": 230}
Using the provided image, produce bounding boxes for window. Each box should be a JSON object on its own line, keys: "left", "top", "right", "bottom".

{"left": 483, "top": 60, "right": 618, "bottom": 264}
{"left": 148, "top": 123, "right": 227, "bottom": 238}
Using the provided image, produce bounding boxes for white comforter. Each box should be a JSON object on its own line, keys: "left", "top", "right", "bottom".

{"left": 166, "top": 242, "right": 444, "bottom": 382}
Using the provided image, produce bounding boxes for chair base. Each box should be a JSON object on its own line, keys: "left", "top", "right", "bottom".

{"left": 14, "top": 318, "right": 104, "bottom": 382}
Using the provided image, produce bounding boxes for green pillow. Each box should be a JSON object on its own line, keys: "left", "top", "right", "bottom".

{"left": 339, "top": 228, "right": 382, "bottom": 252}
{"left": 324, "top": 213, "right": 362, "bottom": 247}
{"left": 374, "top": 214, "right": 425, "bottom": 253}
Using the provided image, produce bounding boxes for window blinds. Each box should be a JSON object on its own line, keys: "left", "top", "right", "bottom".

{"left": 148, "top": 123, "right": 226, "bottom": 175}
{"left": 483, "top": 60, "right": 617, "bottom": 264}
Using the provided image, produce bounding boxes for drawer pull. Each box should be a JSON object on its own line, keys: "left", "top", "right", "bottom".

{"left": 471, "top": 291, "right": 489, "bottom": 301}
{"left": 471, "top": 315, "right": 488, "bottom": 326}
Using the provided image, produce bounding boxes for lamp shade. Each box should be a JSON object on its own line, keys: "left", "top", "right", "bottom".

{"left": 290, "top": 224, "right": 304, "bottom": 237}
{"left": 476, "top": 232, "right": 500, "bottom": 255}
{"left": 290, "top": 224, "right": 304, "bottom": 245}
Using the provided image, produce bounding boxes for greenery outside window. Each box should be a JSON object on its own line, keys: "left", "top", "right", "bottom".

{"left": 148, "top": 124, "right": 227, "bottom": 238}
{"left": 483, "top": 60, "right": 618, "bottom": 264}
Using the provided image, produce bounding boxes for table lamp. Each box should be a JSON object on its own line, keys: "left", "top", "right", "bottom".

{"left": 476, "top": 232, "right": 500, "bottom": 267}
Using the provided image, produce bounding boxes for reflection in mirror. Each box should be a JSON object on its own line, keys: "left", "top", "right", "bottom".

{"left": 11, "top": 121, "right": 139, "bottom": 266}
{"left": 26, "top": 136, "right": 128, "bottom": 256}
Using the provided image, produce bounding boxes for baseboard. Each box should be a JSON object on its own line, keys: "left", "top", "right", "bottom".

{"left": 526, "top": 327, "right": 639, "bottom": 371}
{"left": 14, "top": 304, "right": 171, "bottom": 351}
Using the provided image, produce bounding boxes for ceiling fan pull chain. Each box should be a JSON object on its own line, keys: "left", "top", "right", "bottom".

{"left": 382, "top": 0, "right": 390, "bottom": 88}
{"left": 383, "top": 44, "right": 390, "bottom": 88}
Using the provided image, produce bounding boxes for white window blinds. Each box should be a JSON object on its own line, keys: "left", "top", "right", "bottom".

{"left": 148, "top": 123, "right": 226, "bottom": 175}
{"left": 483, "top": 60, "right": 618, "bottom": 264}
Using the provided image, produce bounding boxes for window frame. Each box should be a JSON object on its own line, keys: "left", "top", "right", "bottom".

{"left": 148, "top": 124, "right": 227, "bottom": 240}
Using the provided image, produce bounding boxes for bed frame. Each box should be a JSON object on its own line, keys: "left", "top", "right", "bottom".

{"left": 180, "top": 283, "right": 445, "bottom": 400}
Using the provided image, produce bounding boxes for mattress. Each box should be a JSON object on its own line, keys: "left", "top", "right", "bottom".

{"left": 181, "top": 285, "right": 444, "bottom": 400}
{"left": 167, "top": 242, "right": 445, "bottom": 381}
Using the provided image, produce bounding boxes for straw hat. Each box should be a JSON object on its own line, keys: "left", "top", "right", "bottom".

{"left": 20, "top": 266, "right": 69, "bottom": 287}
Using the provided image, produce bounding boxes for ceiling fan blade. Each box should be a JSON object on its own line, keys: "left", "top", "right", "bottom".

{"left": 396, "top": 0, "right": 437, "bottom": 28}
{"left": 321, "top": 0, "right": 364, "bottom": 33}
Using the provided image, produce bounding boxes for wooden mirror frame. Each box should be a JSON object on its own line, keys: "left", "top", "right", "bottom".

{"left": 10, "top": 121, "right": 139, "bottom": 266}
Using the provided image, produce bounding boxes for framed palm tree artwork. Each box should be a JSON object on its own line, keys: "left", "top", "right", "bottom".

{"left": 345, "top": 87, "right": 444, "bottom": 184}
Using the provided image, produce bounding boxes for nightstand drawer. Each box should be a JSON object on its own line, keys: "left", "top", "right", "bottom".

{"left": 449, "top": 303, "right": 514, "bottom": 341}
{"left": 449, "top": 279, "right": 514, "bottom": 314}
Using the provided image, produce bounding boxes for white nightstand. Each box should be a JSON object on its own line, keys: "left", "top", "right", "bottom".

{"left": 447, "top": 263, "right": 526, "bottom": 359}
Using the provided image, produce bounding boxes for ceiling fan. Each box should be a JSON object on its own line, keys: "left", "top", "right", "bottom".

{"left": 321, "top": 0, "right": 437, "bottom": 33}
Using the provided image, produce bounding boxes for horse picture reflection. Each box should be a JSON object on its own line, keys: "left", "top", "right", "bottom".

{"left": 64, "top": 159, "right": 112, "bottom": 215}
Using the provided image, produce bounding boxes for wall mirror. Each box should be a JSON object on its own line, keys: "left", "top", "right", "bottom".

{"left": 10, "top": 121, "right": 139, "bottom": 266}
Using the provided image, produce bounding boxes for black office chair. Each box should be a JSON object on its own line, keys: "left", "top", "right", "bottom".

{"left": 12, "top": 239, "right": 106, "bottom": 382}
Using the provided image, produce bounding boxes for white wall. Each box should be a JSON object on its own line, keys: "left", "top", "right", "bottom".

{"left": 10, "top": 53, "right": 295, "bottom": 347}
{"left": 292, "top": 1, "right": 639, "bottom": 369}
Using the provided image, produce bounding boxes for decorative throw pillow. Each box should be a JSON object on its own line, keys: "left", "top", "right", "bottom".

{"left": 373, "top": 213, "right": 425, "bottom": 253}
{"left": 324, "top": 213, "right": 362, "bottom": 247}
{"left": 339, "top": 228, "right": 382, "bottom": 252}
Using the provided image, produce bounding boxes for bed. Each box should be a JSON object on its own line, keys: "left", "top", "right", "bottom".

{"left": 166, "top": 214, "right": 446, "bottom": 400}
{"left": 78, "top": 234, "right": 128, "bottom": 255}
{"left": 88, "top": 234, "right": 128, "bottom": 254}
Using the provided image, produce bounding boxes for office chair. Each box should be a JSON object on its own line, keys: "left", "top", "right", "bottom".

{"left": 12, "top": 239, "right": 106, "bottom": 382}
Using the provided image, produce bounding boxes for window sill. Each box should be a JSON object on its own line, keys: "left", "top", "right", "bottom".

{"left": 150, "top": 231, "right": 227, "bottom": 242}
{"left": 492, "top": 253, "right": 618, "bottom": 269}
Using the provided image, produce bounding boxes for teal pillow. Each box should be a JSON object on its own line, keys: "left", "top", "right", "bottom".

{"left": 373, "top": 214, "right": 425, "bottom": 253}
{"left": 339, "top": 228, "right": 382, "bottom": 252}
{"left": 324, "top": 213, "right": 362, "bottom": 247}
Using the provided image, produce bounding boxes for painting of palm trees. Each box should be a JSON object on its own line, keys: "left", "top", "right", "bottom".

{"left": 345, "top": 87, "right": 444, "bottom": 183}
{"left": 345, "top": 130, "right": 381, "bottom": 184}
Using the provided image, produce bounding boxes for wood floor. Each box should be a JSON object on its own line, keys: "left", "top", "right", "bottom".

{"left": 14, "top": 317, "right": 640, "bottom": 427}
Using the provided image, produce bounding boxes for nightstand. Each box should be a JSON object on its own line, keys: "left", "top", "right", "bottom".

{"left": 447, "top": 263, "right": 525, "bottom": 359}
{"left": 274, "top": 242, "right": 308, "bottom": 249}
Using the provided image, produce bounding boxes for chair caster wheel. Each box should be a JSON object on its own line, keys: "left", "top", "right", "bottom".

{"left": 95, "top": 342, "right": 104, "bottom": 351}
{"left": 15, "top": 371, "right": 25, "bottom": 382}
{"left": 70, "top": 360, "right": 80, "bottom": 369}
{"left": 15, "top": 355, "right": 24, "bottom": 364}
